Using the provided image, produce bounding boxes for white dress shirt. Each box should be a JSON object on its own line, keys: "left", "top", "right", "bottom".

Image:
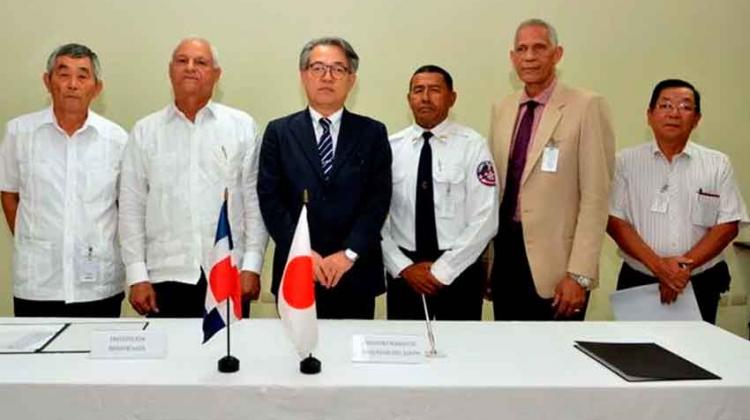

{"left": 382, "top": 120, "right": 499, "bottom": 285}
{"left": 0, "top": 107, "right": 127, "bottom": 302}
{"left": 119, "top": 101, "right": 268, "bottom": 286}
{"left": 610, "top": 140, "right": 749, "bottom": 275}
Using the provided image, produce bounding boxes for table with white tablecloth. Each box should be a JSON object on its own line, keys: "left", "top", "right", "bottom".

{"left": 0, "top": 318, "right": 748, "bottom": 420}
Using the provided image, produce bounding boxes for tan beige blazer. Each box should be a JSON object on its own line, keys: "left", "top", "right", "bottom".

{"left": 489, "top": 83, "right": 615, "bottom": 297}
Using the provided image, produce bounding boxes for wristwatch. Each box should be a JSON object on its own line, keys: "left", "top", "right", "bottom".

{"left": 570, "top": 273, "right": 593, "bottom": 291}
{"left": 344, "top": 248, "right": 359, "bottom": 262}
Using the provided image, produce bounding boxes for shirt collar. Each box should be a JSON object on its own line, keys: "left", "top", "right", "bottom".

{"left": 520, "top": 78, "right": 557, "bottom": 106}
{"left": 43, "top": 106, "right": 101, "bottom": 137}
{"left": 167, "top": 100, "right": 217, "bottom": 123}
{"left": 411, "top": 118, "right": 452, "bottom": 143}
{"left": 309, "top": 106, "right": 344, "bottom": 128}
{"left": 650, "top": 138, "right": 694, "bottom": 159}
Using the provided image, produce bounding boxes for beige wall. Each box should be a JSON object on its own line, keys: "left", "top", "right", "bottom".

{"left": 1, "top": 0, "right": 748, "bottom": 334}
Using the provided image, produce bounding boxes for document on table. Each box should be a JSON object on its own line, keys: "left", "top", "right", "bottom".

{"left": 0, "top": 323, "right": 67, "bottom": 353}
{"left": 574, "top": 341, "right": 721, "bottom": 382}
{"left": 43, "top": 321, "right": 149, "bottom": 353}
{"left": 610, "top": 282, "right": 702, "bottom": 321}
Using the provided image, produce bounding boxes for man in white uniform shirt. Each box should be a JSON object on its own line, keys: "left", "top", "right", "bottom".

{"left": 608, "top": 79, "right": 748, "bottom": 324}
{"left": 382, "top": 65, "right": 498, "bottom": 320}
{"left": 0, "top": 43, "right": 127, "bottom": 317}
{"left": 119, "top": 38, "right": 267, "bottom": 317}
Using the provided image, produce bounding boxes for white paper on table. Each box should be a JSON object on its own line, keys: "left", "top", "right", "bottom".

{"left": 45, "top": 321, "right": 149, "bottom": 352}
{"left": 610, "top": 282, "right": 703, "bottom": 321}
{"left": 0, "top": 324, "right": 66, "bottom": 353}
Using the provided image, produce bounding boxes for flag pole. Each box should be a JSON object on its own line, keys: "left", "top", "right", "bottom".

{"left": 218, "top": 187, "right": 240, "bottom": 373}
{"left": 299, "top": 189, "right": 321, "bottom": 374}
{"left": 226, "top": 296, "right": 231, "bottom": 357}
{"left": 422, "top": 294, "right": 443, "bottom": 357}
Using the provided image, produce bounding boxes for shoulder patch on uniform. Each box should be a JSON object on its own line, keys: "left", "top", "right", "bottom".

{"left": 476, "top": 161, "right": 496, "bottom": 186}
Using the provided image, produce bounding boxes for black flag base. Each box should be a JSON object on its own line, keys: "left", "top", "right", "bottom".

{"left": 218, "top": 355, "right": 240, "bottom": 373}
{"left": 300, "top": 354, "right": 321, "bottom": 374}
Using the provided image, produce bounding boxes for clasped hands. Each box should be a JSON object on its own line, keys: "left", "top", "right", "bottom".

{"left": 652, "top": 256, "right": 693, "bottom": 304}
{"left": 312, "top": 250, "right": 354, "bottom": 289}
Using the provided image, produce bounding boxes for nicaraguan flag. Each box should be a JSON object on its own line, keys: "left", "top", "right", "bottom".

{"left": 278, "top": 205, "right": 318, "bottom": 358}
{"left": 202, "top": 198, "right": 242, "bottom": 343}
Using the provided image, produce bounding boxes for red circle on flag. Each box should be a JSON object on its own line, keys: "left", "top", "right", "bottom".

{"left": 282, "top": 256, "right": 315, "bottom": 309}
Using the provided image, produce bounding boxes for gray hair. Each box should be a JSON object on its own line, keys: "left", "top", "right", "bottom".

{"left": 172, "top": 37, "right": 221, "bottom": 69}
{"left": 515, "top": 18, "right": 559, "bottom": 46}
{"left": 298, "top": 36, "right": 359, "bottom": 73}
{"left": 45, "top": 43, "right": 101, "bottom": 80}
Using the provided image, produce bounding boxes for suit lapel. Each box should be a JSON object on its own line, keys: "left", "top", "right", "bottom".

{"left": 495, "top": 92, "right": 522, "bottom": 189}
{"left": 521, "top": 84, "right": 565, "bottom": 186}
{"left": 329, "top": 109, "right": 358, "bottom": 179}
{"left": 290, "top": 109, "right": 326, "bottom": 180}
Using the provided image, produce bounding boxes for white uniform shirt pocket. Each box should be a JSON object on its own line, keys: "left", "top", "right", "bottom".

{"left": 433, "top": 165, "right": 465, "bottom": 218}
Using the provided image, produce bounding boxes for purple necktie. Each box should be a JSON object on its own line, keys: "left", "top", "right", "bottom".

{"left": 499, "top": 100, "right": 538, "bottom": 223}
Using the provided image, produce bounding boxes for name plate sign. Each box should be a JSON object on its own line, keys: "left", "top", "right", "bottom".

{"left": 90, "top": 330, "right": 167, "bottom": 359}
{"left": 352, "top": 334, "right": 425, "bottom": 364}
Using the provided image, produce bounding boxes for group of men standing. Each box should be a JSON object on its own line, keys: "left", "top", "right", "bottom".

{"left": 1, "top": 18, "right": 746, "bottom": 325}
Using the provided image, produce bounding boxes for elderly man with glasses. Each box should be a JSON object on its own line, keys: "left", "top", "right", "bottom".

{"left": 607, "top": 78, "right": 748, "bottom": 324}
{"left": 257, "top": 36, "right": 391, "bottom": 319}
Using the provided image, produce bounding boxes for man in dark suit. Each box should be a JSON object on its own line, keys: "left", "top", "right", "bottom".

{"left": 258, "top": 36, "right": 392, "bottom": 319}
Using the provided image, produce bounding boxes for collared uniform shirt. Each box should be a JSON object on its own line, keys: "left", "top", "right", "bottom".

{"left": 0, "top": 108, "right": 127, "bottom": 302}
{"left": 382, "top": 120, "right": 499, "bottom": 285}
{"left": 119, "top": 101, "right": 268, "bottom": 286}
{"left": 610, "top": 140, "right": 749, "bottom": 275}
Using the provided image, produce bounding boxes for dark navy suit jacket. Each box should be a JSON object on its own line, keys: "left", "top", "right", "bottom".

{"left": 257, "top": 108, "right": 392, "bottom": 299}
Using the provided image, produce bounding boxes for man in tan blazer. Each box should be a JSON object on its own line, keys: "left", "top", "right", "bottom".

{"left": 488, "top": 19, "right": 615, "bottom": 320}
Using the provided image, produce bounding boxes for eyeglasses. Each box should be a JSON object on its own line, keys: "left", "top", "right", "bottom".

{"left": 306, "top": 62, "right": 350, "bottom": 80}
{"left": 655, "top": 101, "right": 696, "bottom": 113}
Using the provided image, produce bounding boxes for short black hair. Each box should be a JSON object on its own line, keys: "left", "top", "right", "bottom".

{"left": 410, "top": 64, "right": 453, "bottom": 91}
{"left": 649, "top": 79, "right": 701, "bottom": 114}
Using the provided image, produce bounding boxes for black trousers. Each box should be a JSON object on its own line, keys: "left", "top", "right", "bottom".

{"left": 149, "top": 271, "right": 208, "bottom": 318}
{"left": 14, "top": 292, "right": 124, "bottom": 317}
{"left": 148, "top": 270, "right": 253, "bottom": 318}
{"left": 387, "top": 248, "right": 484, "bottom": 321}
{"left": 617, "top": 262, "right": 730, "bottom": 325}
{"left": 314, "top": 284, "right": 376, "bottom": 319}
{"left": 491, "top": 221, "right": 587, "bottom": 321}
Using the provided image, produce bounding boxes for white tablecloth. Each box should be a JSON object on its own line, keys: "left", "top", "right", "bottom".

{"left": 0, "top": 318, "right": 748, "bottom": 420}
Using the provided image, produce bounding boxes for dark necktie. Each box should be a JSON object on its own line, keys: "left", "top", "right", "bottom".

{"left": 318, "top": 118, "right": 334, "bottom": 180}
{"left": 415, "top": 131, "right": 439, "bottom": 260}
{"left": 499, "top": 100, "right": 538, "bottom": 223}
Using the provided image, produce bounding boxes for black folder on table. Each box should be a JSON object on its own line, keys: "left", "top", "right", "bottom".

{"left": 574, "top": 341, "right": 720, "bottom": 382}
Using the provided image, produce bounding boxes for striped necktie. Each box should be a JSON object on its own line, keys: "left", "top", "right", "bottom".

{"left": 318, "top": 117, "right": 334, "bottom": 179}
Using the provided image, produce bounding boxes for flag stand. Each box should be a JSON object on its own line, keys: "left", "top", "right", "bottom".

{"left": 218, "top": 299, "right": 240, "bottom": 373}
{"left": 300, "top": 353, "right": 321, "bottom": 374}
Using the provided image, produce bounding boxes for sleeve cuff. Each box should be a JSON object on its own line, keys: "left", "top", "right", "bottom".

{"left": 126, "top": 262, "right": 149, "bottom": 286}
{"left": 241, "top": 251, "right": 263, "bottom": 274}
{"left": 609, "top": 208, "right": 627, "bottom": 220}
{"left": 430, "top": 259, "right": 456, "bottom": 286}
{"left": 385, "top": 252, "right": 413, "bottom": 278}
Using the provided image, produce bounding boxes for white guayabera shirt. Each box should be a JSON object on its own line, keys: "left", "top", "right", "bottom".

{"left": 0, "top": 107, "right": 127, "bottom": 302}
{"left": 118, "top": 101, "right": 268, "bottom": 287}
